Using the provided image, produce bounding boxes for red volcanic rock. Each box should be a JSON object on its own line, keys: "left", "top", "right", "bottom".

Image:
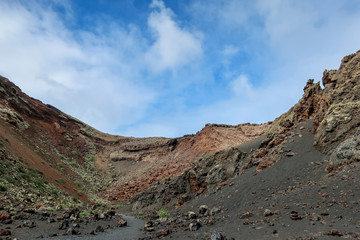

{"left": 0, "top": 211, "right": 10, "bottom": 221}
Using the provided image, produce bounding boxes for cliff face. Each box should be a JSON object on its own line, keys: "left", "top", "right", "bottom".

{"left": 0, "top": 76, "right": 269, "bottom": 207}
{"left": 105, "top": 122, "right": 268, "bottom": 201}
{"left": 314, "top": 51, "right": 360, "bottom": 150}
{"left": 265, "top": 50, "right": 360, "bottom": 153}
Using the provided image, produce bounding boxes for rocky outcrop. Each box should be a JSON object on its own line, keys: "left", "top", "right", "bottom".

{"left": 314, "top": 51, "right": 360, "bottom": 151}
{"left": 326, "top": 127, "right": 360, "bottom": 172}
{"left": 130, "top": 147, "right": 248, "bottom": 210}
{"left": 265, "top": 50, "right": 360, "bottom": 154}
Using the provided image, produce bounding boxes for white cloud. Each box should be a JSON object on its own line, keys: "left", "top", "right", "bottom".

{"left": 146, "top": 0, "right": 203, "bottom": 72}
{"left": 222, "top": 45, "right": 239, "bottom": 56}
{"left": 230, "top": 75, "right": 253, "bottom": 97}
{"left": 0, "top": 1, "right": 155, "bottom": 133}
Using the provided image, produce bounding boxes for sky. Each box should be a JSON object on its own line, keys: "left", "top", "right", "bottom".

{"left": 1, "top": 0, "right": 360, "bottom": 138}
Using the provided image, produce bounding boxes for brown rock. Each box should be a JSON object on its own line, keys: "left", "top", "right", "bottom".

{"left": 0, "top": 229, "right": 11, "bottom": 236}
{"left": 106, "top": 209, "right": 116, "bottom": 216}
{"left": 188, "top": 211, "right": 197, "bottom": 219}
{"left": 156, "top": 229, "right": 170, "bottom": 238}
{"left": 239, "top": 211, "right": 253, "bottom": 219}
{"left": 117, "top": 218, "right": 127, "bottom": 227}
{"left": 263, "top": 209, "right": 273, "bottom": 217}
{"left": 286, "top": 152, "right": 295, "bottom": 157}
{"left": 145, "top": 221, "right": 154, "bottom": 232}
{"left": 0, "top": 211, "right": 10, "bottom": 221}
{"left": 290, "top": 211, "right": 302, "bottom": 220}
{"left": 325, "top": 229, "right": 343, "bottom": 236}
{"left": 256, "top": 148, "right": 267, "bottom": 158}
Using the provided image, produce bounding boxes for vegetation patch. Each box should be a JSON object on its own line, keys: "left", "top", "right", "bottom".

{"left": 157, "top": 209, "right": 170, "bottom": 218}
{"left": 0, "top": 184, "right": 8, "bottom": 191}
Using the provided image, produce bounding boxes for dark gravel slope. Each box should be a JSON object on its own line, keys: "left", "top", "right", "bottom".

{"left": 160, "top": 121, "right": 360, "bottom": 239}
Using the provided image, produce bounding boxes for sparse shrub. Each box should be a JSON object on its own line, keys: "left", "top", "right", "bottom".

{"left": 3, "top": 160, "right": 14, "bottom": 168}
{"left": 27, "top": 168, "right": 39, "bottom": 177}
{"left": 138, "top": 211, "right": 144, "bottom": 216}
{"left": 157, "top": 209, "right": 169, "bottom": 218}
{"left": 66, "top": 147, "right": 72, "bottom": 151}
{"left": 19, "top": 173, "right": 30, "bottom": 180}
{"left": 41, "top": 161, "right": 46, "bottom": 165}
{"left": 69, "top": 161, "right": 78, "bottom": 167}
{"left": 50, "top": 189, "right": 59, "bottom": 197}
{"left": 33, "top": 178, "right": 48, "bottom": 188}
{"left": 55, "top": 178, "right": 65, "bottom": 184}
{"left": 74, "top": 181, "right": 81, "bottom": 187}
{"left": 71, "top": 150, "right": 78, "bottom": 155}
{"left": 203, "top": 152, "right": 213, "bottom": 158}
{"left": 3, "top": 175, "right": 15, "bottom": 184}
{"left": 79, "top": 211, "right": 90, "bottom": 217}
{"left": 0, "top": 184, "right": 8, "bottom": 191}
{"left": 77, "top": 190, "right": 83, "bottom": 196}
{"left": 16, "top": 165, "right": 25, "bottom": 173}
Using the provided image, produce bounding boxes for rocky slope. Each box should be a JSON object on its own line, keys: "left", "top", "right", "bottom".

{"left": 0, "top": 76, "right": 268, "bottom": 211}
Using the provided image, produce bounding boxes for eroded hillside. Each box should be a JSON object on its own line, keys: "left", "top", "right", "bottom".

{"left": 0, "top": 76, "right": 268, "bottom": 209}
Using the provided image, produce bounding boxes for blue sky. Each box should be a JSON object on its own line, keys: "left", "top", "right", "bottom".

{"left": 1, "top": 0, "right": 360, "bottom": 137}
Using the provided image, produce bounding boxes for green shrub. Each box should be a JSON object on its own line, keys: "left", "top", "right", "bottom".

{"left": 27, "top": 168, "right": 39, "bottom": 177}
{"left": 79, "top": 211, "right": 90, "bottom": 217}
{"left": 157, "top": 209, "right": 169, "bottom": 218}
{"left": 138, "top": 211, "right": 144, "bottom": 216}
{"left": 203, "top": 152, "right": 213, "bottom": 158}
{"left": 55, "top": 178, "right": 65, "bottom": 184}
{"left": 69, "top": 161, "right": 78, "bottom": 167}
{"left": 0, "top": 184, "right": 8, "bottom": 191}
{"left": 19, "top": 173, "right": 30, "bottom": 180}
{"left": 3, "top": 175, "right": 15, "bottom": 184}
{"left": 33, "top": 178, "right": 48, "bottom": 188}
{"left": 3, "top": 160, "right": 14, "bottom": 168}
{"left": 16, "top": 165, "right": 26, "bottom": 173}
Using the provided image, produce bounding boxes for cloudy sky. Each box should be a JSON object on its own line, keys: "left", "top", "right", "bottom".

{"left": 1, "top": 0, "right": 360, "bottom": 137}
